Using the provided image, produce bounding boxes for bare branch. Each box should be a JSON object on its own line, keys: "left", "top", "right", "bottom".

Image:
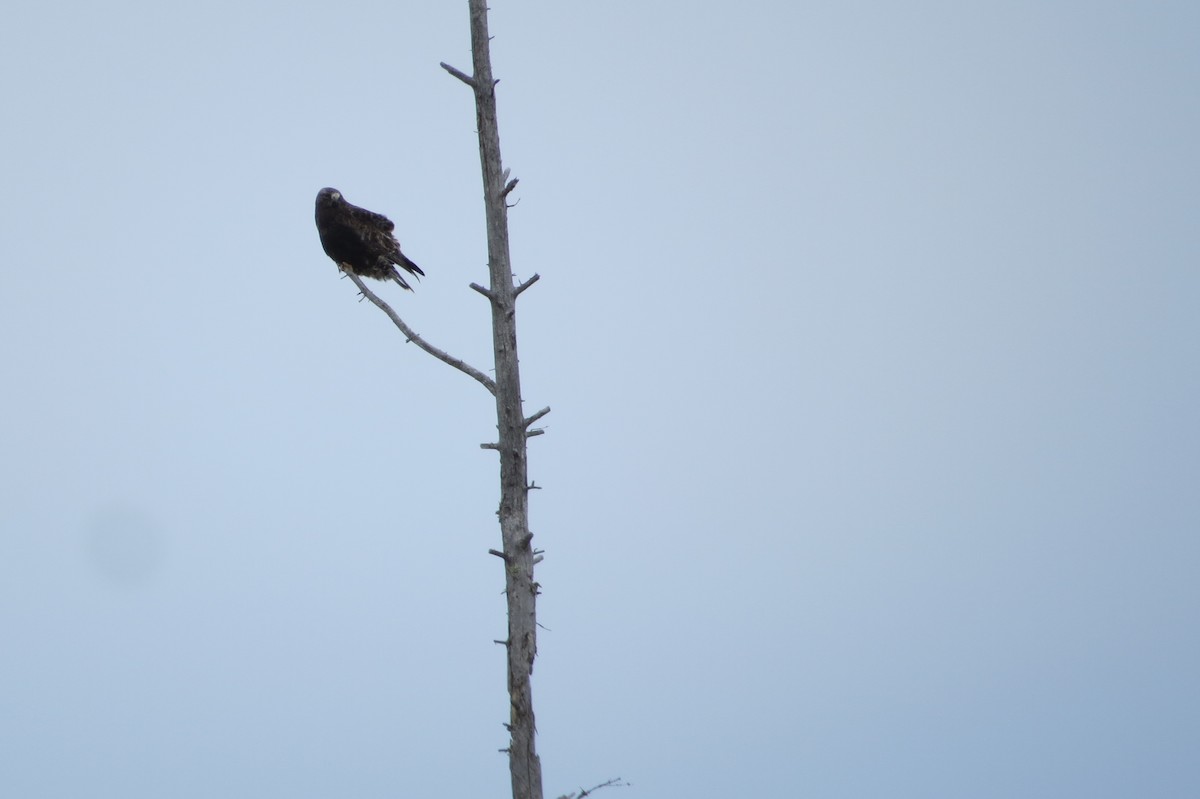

{"left": 524, "top": 406, "right": 551, "bottom": 427}
{"left": 343, "top": 271, "right": 496, "bottom": 396}
{"left": 555, "top": 778, "right": 630, "bottom": 799}
{"left": 489, "top": 549, "right": 508, "bottom": 560}
{"left": 527, "top": 429, "right": 545, "bottom": 438}
{"left": 514, "top": 273, "right": 541, "bottom": 298}
{"left": 439, "top": 61, "right": 476, "bottom": 88}
{"left": 470, "top": 282, "right": 494, "bottom": 300}
{"left": 502, "top": 177, "right": 520, "bottom": 198}
{"left": 481, "top": 442, "right": 501, "bottom": 450}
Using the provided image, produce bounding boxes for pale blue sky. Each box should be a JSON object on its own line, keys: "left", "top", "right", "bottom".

{"left": 2, "top": 1, "right": 1198, "bottom": 797}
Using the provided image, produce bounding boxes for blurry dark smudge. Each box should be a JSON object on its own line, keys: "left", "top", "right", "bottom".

{"left": 84, "top": 507, "right": 167, "bottom": 587}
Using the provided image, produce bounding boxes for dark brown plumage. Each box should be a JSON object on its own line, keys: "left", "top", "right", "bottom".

{"left": 314, "top": 187, "right": 425, "bottom": 290}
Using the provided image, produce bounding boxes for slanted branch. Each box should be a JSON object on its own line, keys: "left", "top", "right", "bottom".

{"left": 524, "top": 407, "right": 551, "bottom": 428}
{"left": 440, "top": 61, "right": 476, "bottom": 88}
{"left": 343, "top": 271, "right": 496, "bottom": 396}
{"left": 514, "top": 274, "right": 541, "bottom": 298}
{"left": 555, "top": 779, "right": 629, "bottom": 799}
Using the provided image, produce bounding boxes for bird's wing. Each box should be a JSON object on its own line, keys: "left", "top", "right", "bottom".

{"left": 344, "top": 202, "right": 395, "bottom": 233}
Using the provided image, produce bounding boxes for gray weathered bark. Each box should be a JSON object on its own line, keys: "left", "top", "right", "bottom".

{"left": 444, "top": 3, "right": 544, "bottom": 799}
{"left": 344, "top": 4, "right": 545, "bottom": 796}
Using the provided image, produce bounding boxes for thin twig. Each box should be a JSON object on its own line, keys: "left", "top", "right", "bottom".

{"left": 343, "top": 271, "right": 496, "bottom": 396}
{"left": 556, "top": 778, "right": 629, "bottom": 799}
{"left": 514, "top": 273, "right": 541, "bottom": 298}
{"left": 440, "top": 61, "right": 476, "bottom": 88}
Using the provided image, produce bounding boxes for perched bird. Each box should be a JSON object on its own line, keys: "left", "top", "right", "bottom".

{"left": 314, "top": 187, "right": 425, "bottom": 290}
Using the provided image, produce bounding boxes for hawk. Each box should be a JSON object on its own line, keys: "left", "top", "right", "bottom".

{"left": 314, "top": 187, "right": 425, "bottom": 290}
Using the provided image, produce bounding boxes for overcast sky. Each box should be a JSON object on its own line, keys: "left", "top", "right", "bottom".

{"left": 2, "top": 1, "right": 1198, "bottom": 797}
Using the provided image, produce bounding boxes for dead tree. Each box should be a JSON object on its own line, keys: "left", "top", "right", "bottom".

{"left": 342, "top": 3, "right": 546, "bottom": 799}
{"left": 443, "top": 4, "right": 545, "bottom": 799}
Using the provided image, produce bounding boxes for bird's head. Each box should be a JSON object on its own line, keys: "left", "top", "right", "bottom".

{"left": 316, "top": 187, "right": 343, "bottom": 207}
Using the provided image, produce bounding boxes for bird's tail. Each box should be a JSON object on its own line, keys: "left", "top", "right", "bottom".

{"left": 390, "top": 268, "right": 414, "bottom": 291}
{"left": 393, "top": 252, "right": 425, "bottom": 280}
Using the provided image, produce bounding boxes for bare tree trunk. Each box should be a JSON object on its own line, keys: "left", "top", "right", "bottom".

{"left": 445, "top": 4, "right": 544, "bottom": 799}
{"left": 344, "top": 3, "right": 544, "bottom": 795}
